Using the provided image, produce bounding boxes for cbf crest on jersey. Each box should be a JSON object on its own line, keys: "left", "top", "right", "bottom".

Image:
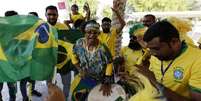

{"left": 173, "top": 67, "right": 184, "bottom": 82}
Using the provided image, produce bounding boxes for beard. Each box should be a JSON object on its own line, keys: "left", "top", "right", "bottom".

{"left": 128, "top": 42, "right": 142, "bottom": 50}
{"left": 102, "top": 28, "right": 110, "bottom": 33}
{"left": 48, "top": 19, "right": 57, "bottom": 26}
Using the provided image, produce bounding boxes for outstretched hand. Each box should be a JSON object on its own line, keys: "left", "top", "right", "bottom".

{"left": 111, "top": 7, "right": 118, "bottom": 13}
{"left": 83, "top": 2, "right": 90, "bottom": 12}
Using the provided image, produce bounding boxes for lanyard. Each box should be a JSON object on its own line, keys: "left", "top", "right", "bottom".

{"left": 160, "top": 60, "right": 174, "bottom": 82}
{"left": 160, "top": 42, "right": 187, "bottom": 82}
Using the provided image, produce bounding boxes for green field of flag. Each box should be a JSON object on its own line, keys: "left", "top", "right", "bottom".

{"left": 0, "top": 15, "right": 58, "bottom": 82}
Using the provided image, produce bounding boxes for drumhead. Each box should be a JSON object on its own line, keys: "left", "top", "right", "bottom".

{"left": 88, "top": 84, "right": 126, "bottom": 101}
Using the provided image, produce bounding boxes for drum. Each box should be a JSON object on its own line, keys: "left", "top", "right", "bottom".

{"left": 88, "top": 84, "right": 126, "bottom": 101}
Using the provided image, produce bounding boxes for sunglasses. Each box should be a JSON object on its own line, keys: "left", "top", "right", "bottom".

{"left": 47, "top": 13, "right": 57, "bottom": 16}
{"left": 85, "top": 30, "right": 99, "bottom": 34}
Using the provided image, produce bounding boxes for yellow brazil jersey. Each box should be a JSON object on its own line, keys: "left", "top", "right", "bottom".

{"left": 120, "top": 46, "right": 143, "bottom": 74}
{"left": 129, "top": 72, "right": 165, "bottom": 101}
{"left": 54, "top": 22, "right": 69, "bottom": 30}
{"left": 98, "top": 27, "right": 117, "bottom": 57}
{"left": 120, "top": 47, "right": 165, "bottom": 101}
{"left": 70, "top": 13, "right": 84, "bottom": 23}
{"left": 149, "top": 44, "right": 201, "bottom": 99}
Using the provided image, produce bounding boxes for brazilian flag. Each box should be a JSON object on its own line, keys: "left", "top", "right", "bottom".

{"left": 0, "top": 15, "right": 57, "bottom": 82}
{"left": 57, "top": 29, "right": 84, "bottom": 74}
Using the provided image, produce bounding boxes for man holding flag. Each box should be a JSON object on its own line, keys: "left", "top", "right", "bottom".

{"left": 45, "top": 5, "right": 72, "bottom": 100}
{"left": 0, "top": 11, "right": 57, "bottom": 101}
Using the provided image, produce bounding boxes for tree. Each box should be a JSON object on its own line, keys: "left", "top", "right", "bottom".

{"left": 127, "top": 0, "right": 197, "bottom": 12}
{"left": 102, "top": 5, "right": 112, "bottom": 18}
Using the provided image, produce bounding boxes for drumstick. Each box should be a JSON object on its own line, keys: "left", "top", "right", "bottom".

{"left": 136, "top": 49, "right": 151, "bottom": 66}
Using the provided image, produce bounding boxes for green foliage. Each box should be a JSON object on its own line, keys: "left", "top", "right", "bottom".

{"left": 102, "top": 5, "right": 112, "bottom": 18}
{"left": 68, "top": 0, "right": 98, "bottom": 19}
{"left": 127, "top": 0, "right": 197, "bottom": 12}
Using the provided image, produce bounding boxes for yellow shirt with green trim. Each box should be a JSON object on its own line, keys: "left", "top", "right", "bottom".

{"left": 120, "top": 46, "right": 143, "bottom": 74}
{"left": 54, "top": 22, "right": 69, "bottom": 30}
{"left": 128, "top": 72, "right": 165, "bottom": 101}
{"left": 149, "top": 44, "right": 201, "bottom": 99}
{"left": 70, "top": 13, "right": 84, "bottom": 23}
{"left": 98, "top": 27, "right": 117, "bottom": 57}
{"left": 121, "top": 47, "right": 164, "bottom": 101}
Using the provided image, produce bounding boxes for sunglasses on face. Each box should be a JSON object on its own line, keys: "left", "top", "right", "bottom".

{"left": 47, "top": 13, "right": 57, "bottom": 16}
{"left": 102, "top": 22, "right": 111, "bottom": 25}
{"left": 86, "top": 30, "right": 99, "bottom": 35}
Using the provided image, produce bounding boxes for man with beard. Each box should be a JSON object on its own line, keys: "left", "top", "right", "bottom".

{"left": 119, "top": 23, "right": 167, "bottom": 101}
{"left": 119, "top": 23, "right": 147, "bottom": 98}
{"left": 142, "top": 14, "right": 156, "bottom": 27}
{"left": 45, "top": 5, "right": 72, "bottom": 100}
{"left": 121, "top": 23, "right": 147, "bottom": 75}
{"left": 140, "top": 18, "right": 201, "bottom": 101}
{"left": 46, "top": 5, "right": 70, "bottom": 30}
{"left": 99, "top": 8, "right": 126, "bottom": 57}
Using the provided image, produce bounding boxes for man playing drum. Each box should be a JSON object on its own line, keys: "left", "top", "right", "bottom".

{"left": 119, "top": 23, "right": 167, "bottom": 101}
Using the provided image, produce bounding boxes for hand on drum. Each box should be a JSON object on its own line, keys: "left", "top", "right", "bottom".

{"left": 99, "top": 84, "right": 112, "bottom": 96}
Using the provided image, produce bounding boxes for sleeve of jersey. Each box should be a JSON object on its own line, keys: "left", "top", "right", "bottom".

{"left": 111, "top": 27, "right": 117, "bottom": 36}
{"left": 105, "top": 63, "right": 113, "bottom": 76}
{"left": 189, "top": 59, "right": 201, "bottom": 93}
{"left": 56, "top": 23, "right": 69, "bottom": 30}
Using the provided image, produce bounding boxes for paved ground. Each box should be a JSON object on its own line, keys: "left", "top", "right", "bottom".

{"left": 2, "top": 74, "right": 64, "bottom": 101}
